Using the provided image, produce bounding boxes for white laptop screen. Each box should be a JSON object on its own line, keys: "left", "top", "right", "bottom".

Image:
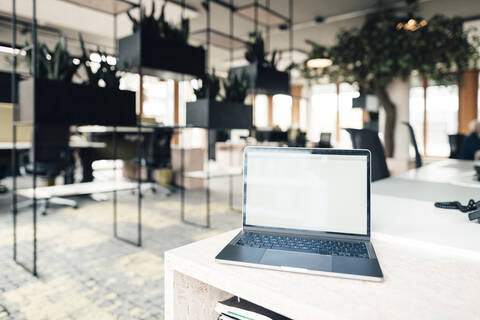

{"left": 244, "top": 149, "right": 368, "bottom": 235}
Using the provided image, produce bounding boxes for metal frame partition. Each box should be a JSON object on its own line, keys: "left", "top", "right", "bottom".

{"left": 11, "top": 0, "right": 142, "bottom": 277}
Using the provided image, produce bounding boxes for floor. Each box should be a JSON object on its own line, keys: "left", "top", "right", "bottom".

{"left": 0, "top": 172, "right": 243, "bottom": 320}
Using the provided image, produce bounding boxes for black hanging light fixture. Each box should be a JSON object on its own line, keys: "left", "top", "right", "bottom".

{"left": 396, "top": 0, "right": 427, "bottom": 31}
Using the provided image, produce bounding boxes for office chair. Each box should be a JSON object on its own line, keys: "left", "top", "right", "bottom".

{"left": 448, "top": 134, "right": 465, "bottom": 159}
{"left": 345, "top": 128, "right": 390, "bottom": 182}
{"left": 0, "top": 165, "right": 7, "bottom": 194}
{"left": 133, "top": 127, "right": 173, "bottom": 195}
{"left": 402, "top": 122, "right": 422, "bottom": 168}
{"left": 318, "top": 132, "right": 333, "bottom": 148}
{"left": 18, "top": 125, "right": 77, "bottom": 215}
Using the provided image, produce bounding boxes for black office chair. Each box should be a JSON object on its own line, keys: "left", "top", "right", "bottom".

{"left": 138, "top": 127, "right": 174, "bottom": 195}
{"left": 0, "top": 165, "right": 7, "bottom": 194}
{"left": 345, "top": 128, "right": 390, "bottom": 182}
{"left": 448, "top": 134, "right": 466, "bottom": 159}
{"left": 19, "top": 124, "right": 77, "bottom": 215}
{"left": 318, "top": 132, "right": 333, "bottom": 148}
{"left": 402, "top": 122, "right": 422, "bottom": 168}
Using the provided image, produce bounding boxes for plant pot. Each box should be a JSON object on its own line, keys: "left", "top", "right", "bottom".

{"left": 231, "top": 62, "right": 290, "bottom": 95}
{"left": 0, "top": 71, "right": 21, "bottom": 103}
{"left": 18, "top": 78, "right": 136, "bottom": 126}
{"left": 186, "top": 99, "right": 252, "bottom": 130}
{"left": 118, "top": 32, "right": 205, "bottom": 80}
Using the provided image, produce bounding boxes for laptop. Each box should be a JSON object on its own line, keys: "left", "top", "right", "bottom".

{"left": 216, "top": 147, "right": 383, "bottom": 281}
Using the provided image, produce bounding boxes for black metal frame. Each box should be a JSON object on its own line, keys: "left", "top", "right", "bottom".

{"left": 10, "top": 0, "right": 144, "bottom": 277}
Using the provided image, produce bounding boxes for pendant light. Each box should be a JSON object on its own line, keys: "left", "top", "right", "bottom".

{"left": 396, "top": 0, "right": 427, "bottom": 31}
{"left": 305, "top": 40, "right": 332, "bottom": 69}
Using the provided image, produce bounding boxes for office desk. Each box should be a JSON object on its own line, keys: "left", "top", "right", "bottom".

{"left": 373, "top": 159, "right": 479, "bottom": 202}
{"left": 0, "top": 140, "right": 106, "bottom": 150}
{"left": 165, "top": 161, "right": 480, "bottom": 319}
{"left": 165, "top": 229, "right": 480, "bottom": 319}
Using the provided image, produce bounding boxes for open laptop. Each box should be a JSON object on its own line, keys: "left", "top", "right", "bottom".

{"left": 216, "top": 147, "right": 383, "bottom": 281}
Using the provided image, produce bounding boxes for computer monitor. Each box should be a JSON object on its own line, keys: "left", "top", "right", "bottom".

{"left": 243, "top": 147, "right": 370, "bottom": 236}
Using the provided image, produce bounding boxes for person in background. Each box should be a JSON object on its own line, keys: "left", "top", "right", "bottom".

{"left": 459, "top": 121, "right": 480, "bottom": 160}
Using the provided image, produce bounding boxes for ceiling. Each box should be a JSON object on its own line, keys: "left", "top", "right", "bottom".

{"left": 1, "top": 0, "right": 480, "bottom": 78}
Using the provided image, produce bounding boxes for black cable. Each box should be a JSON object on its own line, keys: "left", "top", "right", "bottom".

{"left": 435, "top": 199, "right": 480, "bottom": 222}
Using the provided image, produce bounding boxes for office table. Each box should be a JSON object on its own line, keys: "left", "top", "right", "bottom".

{"left": 0, "top": 140, "right": 106, "bottom": 150}
{"left": 165, "top": 160, "right": 480, "bottom": 319}
{"left": 165, "top": 228, "right": 480, "bottom": 319}
{"left": 373, "top": 159, "right": 479, "bottom": 202}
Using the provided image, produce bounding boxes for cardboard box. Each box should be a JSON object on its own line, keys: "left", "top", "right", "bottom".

{"left": 0, "top": 103, "right": 33, "bottom": 142}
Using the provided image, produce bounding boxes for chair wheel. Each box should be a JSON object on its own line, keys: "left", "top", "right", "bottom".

{"left": 73, "top": 205, "right": 79, "bottom": 209}
{"left": 41, "top": 211, "right": 47, "bottom": 216}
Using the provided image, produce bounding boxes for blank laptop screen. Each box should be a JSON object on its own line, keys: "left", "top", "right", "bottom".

{"left": 244, "top": 149, "right": 368, "bottom": 235}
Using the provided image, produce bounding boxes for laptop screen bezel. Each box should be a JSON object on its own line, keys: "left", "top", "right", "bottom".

{"left": 242, "top": 147, "right": 371, "bottom": 239}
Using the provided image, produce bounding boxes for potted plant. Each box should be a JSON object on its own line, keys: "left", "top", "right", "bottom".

{"left": 186, "top": 71, "right": 252, "bottom": 129}
{"left": 231, "top": 33, "right": 289, "bottom": 95}
{"left": 118, "top": 0, "right": 205, "bottom": 79}
{"left": 18, "top": 35, "right": 136, "bottom": 126}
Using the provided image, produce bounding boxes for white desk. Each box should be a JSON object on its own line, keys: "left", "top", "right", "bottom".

{"left": 0, "top": 140, "right": 106, "bottom": 150}
{"left": 165, "top": 159, "right": 480, "bottom": 319}
{"left": 373, "top": 159, "right": 480, "bottom": 201}
{"left": 165, "top": 230, "right": 480, "bottom": 319}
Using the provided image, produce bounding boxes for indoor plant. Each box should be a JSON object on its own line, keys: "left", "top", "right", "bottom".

{"left": 118, "top": 0, "right": 205, "bottom": 79}
{"left": 20, "top": 35, "right": 136, "bottom": 126}
{"left": 231, "top": 32, "right": 289, "bottom": 95}
{"left": 300, "top": 7, "right": 478, "bottom": 156}
{"left": 187, "top": 71, "right": 252, "bottom": 129}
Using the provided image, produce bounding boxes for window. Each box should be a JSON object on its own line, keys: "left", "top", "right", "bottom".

{"left": 338, "top": 83, "right": 362, "bottom": 148}
{"left": 409, "top": 86, "right": 425, "bottom": 156}
{"left": 409, "top": 84, "right": 458, "bottom": 157}
{"left": 309, "top": 83, "right": 361, "bottom": 146}
{"left": 310, "top": 84, "right": 337, "bottom": 143}
{"left": 254, "top": 95, "right": 268, "bottom": 127}
{"left": 425, "top": 85, "right": 458, "bottom": 156}
{"left": 272, "top": 94, "right": 292, "bottom": 130}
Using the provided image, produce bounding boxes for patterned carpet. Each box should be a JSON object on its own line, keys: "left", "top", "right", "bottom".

{"left": 0, "top": 176, "right": 243, "bottom": 320}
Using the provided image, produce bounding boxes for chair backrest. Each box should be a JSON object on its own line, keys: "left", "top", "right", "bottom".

{"left": 147, "top": 127, "right": 174, "bottom": 168}
{"left": 402, "top": 122, "right": 422, "bottom": 168}
{"left": 32, "top": 124, "right": 70, "bottom": 164}
{"left": 345, "top": 128, "right": 390, "bottom": 182}
{"left": 318, "top": 132, "right": 332, "bottom": 148}
{"left": 448, "top": 134, "right": 465, "bottom": 159}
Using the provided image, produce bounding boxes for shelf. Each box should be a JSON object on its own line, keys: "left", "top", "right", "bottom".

{"left": 190, "top": 29, "right": 246, "bottom": 50}
{"left": 61, "top": 0, "right": 138, "bottom": 15}
{"left": 236, "top": 3, "right": 289, "bottom": 27}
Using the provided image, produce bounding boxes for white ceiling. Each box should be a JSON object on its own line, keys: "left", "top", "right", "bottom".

{"left": 1, "top": 0, "right": 480, "bottom": 76}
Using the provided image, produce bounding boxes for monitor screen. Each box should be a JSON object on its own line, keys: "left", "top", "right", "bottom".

{"left": 244, "top": 148, "right": 368, "bottom": 235}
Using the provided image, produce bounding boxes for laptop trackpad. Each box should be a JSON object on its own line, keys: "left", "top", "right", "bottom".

{"left": 260, "top": 250, "right": 333, "bottom": 272}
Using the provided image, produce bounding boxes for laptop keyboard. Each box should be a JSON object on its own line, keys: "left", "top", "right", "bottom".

{"left": 236, "top": 232, "right": 369, "bottom": 258}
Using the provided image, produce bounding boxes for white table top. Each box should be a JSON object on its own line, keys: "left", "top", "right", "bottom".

{"left": 166, "top": 158, "right": 480, "bottom": 318}
{"left": 77, "top": 125, "right": 154, "bottom": 133}
{"left": 373, "top": 159, "right": 480, "bottom": 201}
{"left": 0, "top": 140, "right": 106, "bottom": 150}
{"left": 16, "top": 180, "right": 142, "bottom": 199}
{"left": 165, "top": 229, "right": 480, "bottom": 319}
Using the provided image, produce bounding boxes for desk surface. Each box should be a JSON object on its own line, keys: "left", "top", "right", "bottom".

{"left": 0, "top": 140, "right": 106, "bottom": 150}
{"left": 165, "top": 229, "right": 480, "bottom": 319}
{"left": 165, "top": 159, "right": 480, "bottom": 319}
{"left": 373, "top": 159, "right": 480, "bottom": 201}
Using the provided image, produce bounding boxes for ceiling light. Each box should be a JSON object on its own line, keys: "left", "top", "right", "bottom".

{"left": 72, "top": 58, "right": 80, "bottom": 65}
{"left": 396, "top": 18, "right": 427, "bottom": 31}
{"left": 306, "top": 58, "right": 333, "bottom": 69}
